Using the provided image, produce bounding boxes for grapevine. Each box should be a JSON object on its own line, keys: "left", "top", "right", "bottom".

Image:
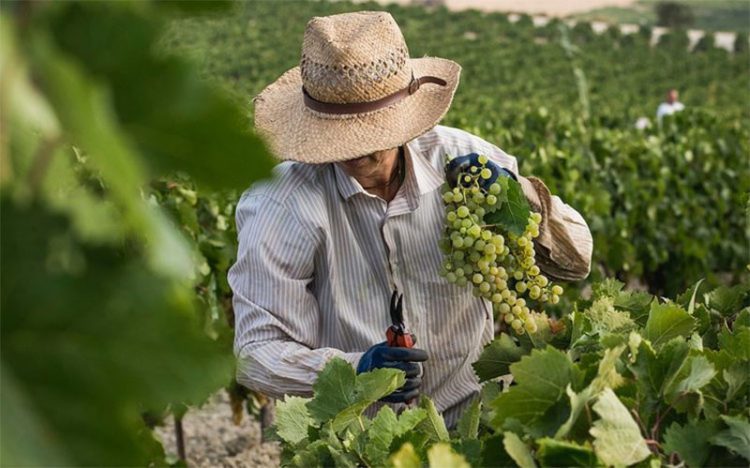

{"left": 439, "top": 155, "right": 563, "bottom": 335}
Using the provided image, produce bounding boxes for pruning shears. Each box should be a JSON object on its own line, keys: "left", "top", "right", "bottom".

{"left": 386, "top": 291, "right": 415, "bottom": 348}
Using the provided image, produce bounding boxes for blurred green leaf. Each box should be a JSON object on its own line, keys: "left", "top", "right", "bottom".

{"left": 45, "top": 2, "right": 274, "bottom": 191}
{"left": 0, "top": 200, "right": 233, "bottom": 465}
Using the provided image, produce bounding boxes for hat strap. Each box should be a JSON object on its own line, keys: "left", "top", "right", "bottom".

{"left": 302, "top": 75, "right": 447, "bottom": 115}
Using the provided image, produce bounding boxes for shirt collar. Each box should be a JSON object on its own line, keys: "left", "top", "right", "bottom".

{"left": 332, "top": 139, "right": 444, "bottom": 207}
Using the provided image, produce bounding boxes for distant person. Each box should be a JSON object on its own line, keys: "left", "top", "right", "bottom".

{"left": 656, "top": 89, "right": 685, "bottom": 122}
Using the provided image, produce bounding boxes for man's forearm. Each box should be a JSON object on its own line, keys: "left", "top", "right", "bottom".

{"left": 236, "top": 340, "right": 363, "bottom": 399}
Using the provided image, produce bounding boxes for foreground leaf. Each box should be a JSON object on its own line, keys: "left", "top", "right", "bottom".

{"left": 1, "top": 202, "right": 232, "bottom": 465}
{"left": 306, "top": 359, "right": 358, "bottom": 424}
{"left": 275, "top": 396, "right": 313, "bottom": 445}
{"left": 389, "top": 443, "right": 421, "bottom": 468}
{"left": 711, "top": 415, "right": 750, "bottom": 461}
{"left": 484, "top": 178, "right": 531, "bottom": 236}
{"left": 663, "top": 420, "right": 718, "bottom": 467}
{"left": 427, "top": 443, "right": 471, "bottom": 468}
{"left": 590, "top": 388, "right": 650, "bottom": 466}
{"left": 492, "top": 348, "right": 581, "bottom": 434}
{"left": 644, "top": 302, "right": 695, "bottom": 347}
{"left": 473, "top": 333, "right": 527, "bottom": 382}
{"left": 536, "top": 438, "right": 599, "bottom": 467}
{"left": 456, "top": 397, "right": 481, "bottom": 440}
{"left": 418, "top": 396, "right": 450, "bottom": 442}
{"left": 503, "top": 432, "right": 537, "bottom": 468}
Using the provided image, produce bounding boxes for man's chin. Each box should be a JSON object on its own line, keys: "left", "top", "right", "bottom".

{"left": 340, "top": 155, "right": 374, "bottom": 171}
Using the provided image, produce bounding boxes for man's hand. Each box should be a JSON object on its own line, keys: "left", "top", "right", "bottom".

{"left": 446, "top": 152, "right": 516, "bottom": 190}
{"left": 356, "top": 342, "right": 428, "bottom": 403}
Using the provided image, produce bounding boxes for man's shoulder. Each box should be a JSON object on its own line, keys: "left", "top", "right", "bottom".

{"left": 413, "top": 125, "right": 518, "bottom": 171}
{"left": 415, "top": 125, "right": 487, "bottom": 150}
{"left": 238, "top": 161, "right": 328, "bottom": 211}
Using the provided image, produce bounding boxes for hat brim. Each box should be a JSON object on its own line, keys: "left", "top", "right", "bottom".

{"left": 253, "top": 57, "right": 461, "bottom": 163}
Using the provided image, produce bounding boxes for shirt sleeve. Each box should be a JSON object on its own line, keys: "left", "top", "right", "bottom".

{"left": 482, "top": 144, "right": 593, "bottom": 282}
{"left": 228, "top": 193, "right": 363, "bottom": 399}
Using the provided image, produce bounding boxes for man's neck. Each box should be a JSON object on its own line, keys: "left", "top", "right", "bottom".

{"left": 340, "top": 147, "right": 404, "bottom": 202}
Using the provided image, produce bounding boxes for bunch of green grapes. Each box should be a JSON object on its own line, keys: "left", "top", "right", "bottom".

{"left": 438, "top": 155, "right": 563, "bottom": 335}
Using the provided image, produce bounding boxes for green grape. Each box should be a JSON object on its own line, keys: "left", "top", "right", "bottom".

{"left": 439, "top": 158, "right": 564, "bottom": 337}
{"left": 478, "top": 155, "right": 489, "bottom": 165}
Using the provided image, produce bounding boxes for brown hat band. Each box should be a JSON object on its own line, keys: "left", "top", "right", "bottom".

{"left": 302, "top": 75, "right": 447, "bottom": 115}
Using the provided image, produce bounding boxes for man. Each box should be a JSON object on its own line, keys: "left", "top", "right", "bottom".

{"left": 656, "top": 88, "right": 685, "bottom": 122}
{"left": 228, "top": 11, "right": 592, "bottom": 427}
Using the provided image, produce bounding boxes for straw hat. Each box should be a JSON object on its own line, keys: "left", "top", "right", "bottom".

{"left": 253, "top": 11, "right": 461, "bottom": 163}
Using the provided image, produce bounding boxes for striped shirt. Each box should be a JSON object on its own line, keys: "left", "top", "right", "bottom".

{"left": 229, "top": 125, "right": 592, "bottom": 426}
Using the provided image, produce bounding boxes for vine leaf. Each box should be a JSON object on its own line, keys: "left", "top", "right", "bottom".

{"left": 275, "top": 396, "right": 313, "bottom": 446}
{"left": 503, "top": 432, "right": 536, "bottom": 468}
{"left": 389, "top": 442, "right": 421, "bottom": 468}
{"left": 427, "top": 443, "right": 471, "bottom": 468}
{"left": 590, "top": 388, "right": 650, "bottom": 466}
{"left": 491, "top": 348, "right": 581, "bottom": 434}
{"left": 472, "top": 333, "right": 527, "bottom": 382}
{"left": 536, "top": 438, "right": 599, "bottom": 467}
{"left": 418, "top": 397, "right": 450, "bottom": 442}
{"left": 711, "top": 415, "right": 750, "bottom": 461}
{"left": 456, "top": 398, "right": 481, "bottom": 440}
{"left": 307, "top": 358, "right": 404, "bottom": 433}
{"left": 483, "top": 178, "right": 531, "bottom": 236}
{"left": 644, "top": 302, "right": 695, "bottom": 347}
{"left": 663, "top": 420, "right": 719, "bottom": 467}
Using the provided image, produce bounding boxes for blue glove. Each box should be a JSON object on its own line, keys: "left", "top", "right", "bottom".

{"left": 446, "top": 153, "right": 516, "bottom": 191}
{"left": 357, "top": 342, "right": 428, "bottom": 403}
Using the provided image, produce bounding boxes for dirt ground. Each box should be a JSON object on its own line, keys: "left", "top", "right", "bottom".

{"left": 155, "top": 393, "right": 281, "bottom": 468}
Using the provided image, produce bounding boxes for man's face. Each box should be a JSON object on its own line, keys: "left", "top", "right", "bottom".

{"left": 667, "top": 90, "right": 679, "bottom": 103}
{"left": 339, "top": 148, "right": 397, "bottom": 179}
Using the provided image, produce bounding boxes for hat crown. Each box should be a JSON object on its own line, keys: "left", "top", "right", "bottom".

{"left": 300, "top": 12, "right": 412, "bottom": 105}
